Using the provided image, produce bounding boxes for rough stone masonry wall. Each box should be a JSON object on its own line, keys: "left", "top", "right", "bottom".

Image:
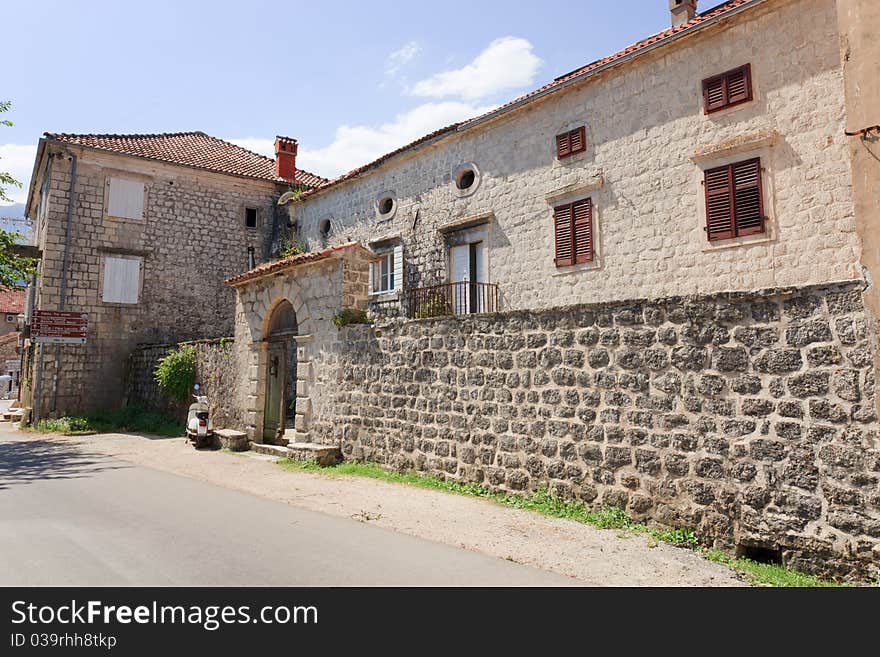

{"left": 293, "top": 0, "right": 858, "bottom": 313}
{"left": 316, "top": 281, "right": 880, "bottom": 579}
{"left": 30, "top": 148, "right": 280, "bottom": 416}
{"left": 125, "top": 338, "right": 243, "bottom": 430}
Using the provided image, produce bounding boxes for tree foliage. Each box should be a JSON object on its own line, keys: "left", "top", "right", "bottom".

{"left": 0, "top": 100, "right": 37, "bottom": 288}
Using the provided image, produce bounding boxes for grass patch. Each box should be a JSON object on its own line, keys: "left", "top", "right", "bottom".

{"left": 702, "top": 548, "right": 843, "bottom": 587}
{"left": 35, "top": 406, "right": 180, "bottom": 437}
{"left": 275, "top": 457, "right": 846, "bottom": 587}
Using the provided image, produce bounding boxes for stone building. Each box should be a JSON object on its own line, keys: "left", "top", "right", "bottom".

{"left": 0, "top": 287, "right": 24, "bottom": 336}
{"left": 220, "top": 0, "right": 880, "bottom": 577}
{"left": 21, "top": 132, "right": 325, "bottom": 416}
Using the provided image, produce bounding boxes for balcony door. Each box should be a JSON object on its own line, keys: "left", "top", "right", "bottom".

{"left": 450, "top": 241, "right": 486, "bottom": 315}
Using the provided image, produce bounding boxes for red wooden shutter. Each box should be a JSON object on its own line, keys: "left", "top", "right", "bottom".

{"left": 556, "top": 132, "right": 571, "bottom": 158}
{"left": 704, "top": 165, "right": 734, "bottom": 241}
{"left": 704, "top": 64, "right": 752, "bottom": 113}
{"left": 554, "top": 204, "right": 574, "bottom": 266}
{"left": 704, "top": 75, "right": 726, "bottom": 113}
{"left": 570, "top": 127, "right": 586, "bottom": 155}
{"left": 727, "top": 65, "right": 751, "bottom": 104}
{"left": 573, "top": 199, "right": 593, "bottom": 263}
{"left": 731, "top": 158, "right": 763, "bottom": 235}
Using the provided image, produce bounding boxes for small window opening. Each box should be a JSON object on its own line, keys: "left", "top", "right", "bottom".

{"left": 379, "top": 197, "right": 394, "bottom": 215}
{"left": 736, "top": 544, "right": 782, "bottom": 565}
{"left": 319, "top": 218, "right": 332, "bottom": 238}
{"left": 245, "top": 207, "right": 258, "bottom": 228}
{"left": 456, "top": 169, "right": 476, "bottom": 190}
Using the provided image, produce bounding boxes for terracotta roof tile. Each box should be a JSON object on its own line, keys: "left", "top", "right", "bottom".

{"left": 225, "top": 242, "right": 370, "bottom": 286}
{"left": 300, "top": 0, "right": 759, "bottom": 200}
{"left": 44, "top": 131, "right": 328, "bottom": 188}
{"left": 0, "top": 287, "right": 25, "bottom": 313}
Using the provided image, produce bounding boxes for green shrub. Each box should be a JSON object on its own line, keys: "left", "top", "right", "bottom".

{"left": 331, "top": 308, "right": 369, "bottom": 328}
{"left": 154, "top": 345, "right": 197, "bottom": 402}
{"left": 414, "top": 295, "right": 450, "bottom": 319}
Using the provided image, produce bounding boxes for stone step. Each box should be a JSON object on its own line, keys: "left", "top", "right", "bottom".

{"left": 216, "top": 428, "right": 248, "bottom": 452}
{"left": 248, "top": 442, "right": 290, "bottom": 459}
{"left": 287, "top": 442, "right": 342, "bottom": 467}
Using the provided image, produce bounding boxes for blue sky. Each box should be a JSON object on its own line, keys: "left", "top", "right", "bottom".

{"left": 2, "top": 0, "right": 682, "bottom": 205}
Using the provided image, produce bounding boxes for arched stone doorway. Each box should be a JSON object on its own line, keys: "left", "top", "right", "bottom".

{"left": 263, "top": 300, "right": 298, "bottom": 443}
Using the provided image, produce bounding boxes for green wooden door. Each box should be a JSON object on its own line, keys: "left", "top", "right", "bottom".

{"left": 263, "top": 342, "right": 285, "bottom": 441}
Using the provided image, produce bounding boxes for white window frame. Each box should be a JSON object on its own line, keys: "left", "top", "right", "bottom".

{"left": 101, "top": 255, "right": 142, "bottom": 305}
{"left": 369, "top": 245, "right": 403, "bottom": 296}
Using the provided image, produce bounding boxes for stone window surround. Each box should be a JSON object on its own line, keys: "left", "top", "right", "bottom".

{"left": 368, "top": 235, "right": 402, "bottom": 301}
{"left": 452, "top": 162, "right": 482, "bottom": 198}
{"left": 375, "top": 191, "right": 398, "bottom": 221}
{"left": 692, "top": 130, "right": 778, "bottom": 252}
{"left": 98, "top": 248, "right": 145, "bottom": 306}
{"left": 244, "top": 205, "right": 260, "bottom": 229}
{"left": 699, "top": 62, "right": 758, "bottom": 118}
{"left": 553, "top": 121, "right": 591, "bottom": 166}
{"left": 102, "top": 168, "right": 152, "bottom": 225}
{"left": 369, "top": 250, "right": 396, "bottom": 296}
{"left": 545, "top": 177, "right": 604, "bottom": 276}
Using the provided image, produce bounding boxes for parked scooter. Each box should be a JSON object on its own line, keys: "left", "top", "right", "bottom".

{"left": 185, "top": 384, "right": 214, "bottom": 449}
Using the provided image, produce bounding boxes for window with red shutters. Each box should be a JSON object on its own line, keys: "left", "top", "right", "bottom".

{"left": 703, "top": 158, "right": 765, "bottom": 241}
{"left": 556, "top": 126, "right": 586, "bottom": 159}
{"left": 702, "top": 64, "right": 752, "bottom": 114}
{"left": 554, "top": 198, "right": 593, "bottom": 266}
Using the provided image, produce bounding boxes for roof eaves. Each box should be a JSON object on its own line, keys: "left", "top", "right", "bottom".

{"left": 458, "top": 0, "right": 765, "bottom": 132}
{"left": 293, "top": 0, "right": 765, "bottom": 203}
{"left": 41, "top": 133, "right": 328, "bottom": 189}
{"left": 225, "top": 241, "right": 370, "bottom": 287}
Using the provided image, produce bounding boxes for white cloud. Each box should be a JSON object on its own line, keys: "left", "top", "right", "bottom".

{"left": 409, "top": 37, "right": 541, "bottom": 100}
{"left": 385, "top": 41, "right": 421, "bottom": 78}
{"left": 0, "top": 144, "right": 38, "bottom": 204}
{"left": 230, "top": 100, "right": 494, "bottom": 180}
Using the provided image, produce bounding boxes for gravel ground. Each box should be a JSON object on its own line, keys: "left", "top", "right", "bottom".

{"left": 49, "top": 430, "right": 746, "bottom": 586}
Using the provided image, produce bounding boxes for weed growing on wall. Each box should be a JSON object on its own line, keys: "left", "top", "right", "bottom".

{"left": 154, "top": 345, "right": 197, "bottom": 402}
{"left": 331, "top": 308, "right": 369, "bottom": 328}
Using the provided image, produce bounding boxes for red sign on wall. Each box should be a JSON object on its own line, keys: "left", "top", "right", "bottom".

{"left": 32, "top": 310, "right": 89, "bottom": 345}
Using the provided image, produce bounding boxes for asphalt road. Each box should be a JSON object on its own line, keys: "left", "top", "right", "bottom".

{"left": 0, "top": 425, "right": 573, "bottom": 586}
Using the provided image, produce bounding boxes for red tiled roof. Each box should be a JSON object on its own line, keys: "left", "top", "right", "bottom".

{"left": 300, "top": 0, "right": 760, "bottom": 201}
{"left": 225, "top": 242, "right": 370, "bottom": 286}
{"left": 0, "top": 287, "right": 24, "bottom": 313}
{"left": 44, "top": 131, "right": 328, "bottom": 189}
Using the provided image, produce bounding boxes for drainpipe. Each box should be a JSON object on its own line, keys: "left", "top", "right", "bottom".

{"left": 51, "top": 152, "right": 77, "bottom": 413}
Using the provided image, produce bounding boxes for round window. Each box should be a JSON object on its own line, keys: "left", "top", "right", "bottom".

{"left": 456, "top": 169, "right": 476, "bottom": 190}
{"left": 319, "top": 218, "right": 332, "bottom": 237}
{"left": 378, "top": 197, "right": 394, "bottom": 215}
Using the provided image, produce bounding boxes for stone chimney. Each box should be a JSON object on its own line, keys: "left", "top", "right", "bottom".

{"left": 669, "top": 0, "right": 697, "bottom": 27}
{"left": 274, "top": 136, "right": 298, "bottom": 182}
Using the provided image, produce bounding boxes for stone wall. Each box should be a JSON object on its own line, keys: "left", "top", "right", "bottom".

{"left": 314, "top": 280, "right": 880, "bottom": 579}
{"left": 125, "top": 338, "right": 244, "bottom": 430}
{"left": 28, "top": 147, "right": 281, "bottom": 416}
{"left": 291, "top": 0, "right": 857, "bottom": 314}
{"left": 230, "top": 245, "right": 373, "bottom": 443}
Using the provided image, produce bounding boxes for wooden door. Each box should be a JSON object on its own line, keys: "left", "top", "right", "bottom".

{"left": 263, "top": 342, "right": 285, "bottom": 442}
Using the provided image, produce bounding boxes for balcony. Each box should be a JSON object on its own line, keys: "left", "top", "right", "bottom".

{"left": 407, "top": 281, "right": 499, "bottom": 319}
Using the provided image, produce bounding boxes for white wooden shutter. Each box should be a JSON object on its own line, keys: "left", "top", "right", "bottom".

{"left": 368, "top": 259, "right": 375, "bottom": 296}
{"left": 107, "top": 178, "right": 145, "bottom": 220}
{"left": 393, "top": 244, "right": 403, "bottom": 292}
{"left": 102, "top": 256, "right": 141, "bottom": 304}
{"left": 451, "top": 244, "right": 470, "bottom": 315}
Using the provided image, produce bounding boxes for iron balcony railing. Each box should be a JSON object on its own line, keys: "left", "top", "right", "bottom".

{"left": 407, "top": 281, "right": 499, "bottom": 319}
